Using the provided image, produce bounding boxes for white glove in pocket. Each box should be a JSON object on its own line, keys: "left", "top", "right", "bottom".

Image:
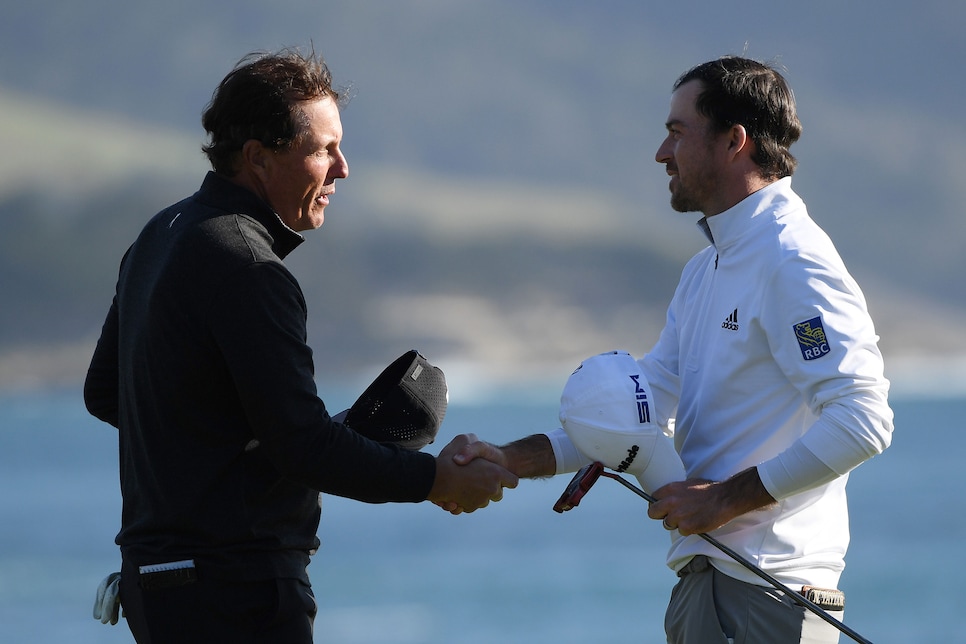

{"left": 92, "top": 571, "right": 122, "bottom": 625}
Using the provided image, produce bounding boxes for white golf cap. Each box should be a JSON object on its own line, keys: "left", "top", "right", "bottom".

{"left": 559, "top": 351, "right": 685, "bottom": 493}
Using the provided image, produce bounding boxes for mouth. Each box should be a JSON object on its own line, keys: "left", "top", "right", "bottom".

{"left": 316, "top": 189, "right": 334, "bottom": 206}
{"left": 665, "top": 167, "right": 679, "bottom": 191}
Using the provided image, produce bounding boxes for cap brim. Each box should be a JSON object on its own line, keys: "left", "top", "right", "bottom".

{"left": 342, "top": 350, "right": 448, "bottom": 451}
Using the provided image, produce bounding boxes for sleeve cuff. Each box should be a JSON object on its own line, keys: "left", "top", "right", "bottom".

{"left": 544, "top": 427, "right": 591, "bottom": 475}
{"left": 757, "top": 441, "right": 839, "bottom": 501}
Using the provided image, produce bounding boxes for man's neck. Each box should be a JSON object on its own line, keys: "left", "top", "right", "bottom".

{"left": 703, "top": 174, "right": 776, "bottom": 218}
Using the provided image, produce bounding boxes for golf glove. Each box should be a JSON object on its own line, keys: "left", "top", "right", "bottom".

{"left": 92, "top": 571, "right": 122, "bottom": 625}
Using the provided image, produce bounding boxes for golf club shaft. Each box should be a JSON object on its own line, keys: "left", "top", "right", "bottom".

{"left": 601, "top": 472, "right": 872, "bottom": 644}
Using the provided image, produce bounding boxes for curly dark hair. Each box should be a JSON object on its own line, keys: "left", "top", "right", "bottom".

{"left": 675, "top": 56, "right": 802, "bottom": 180}
{"left": 201, "top": 48, "right": 346, "bottom": 176}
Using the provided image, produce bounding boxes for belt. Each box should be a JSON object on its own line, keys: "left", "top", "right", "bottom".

{"left": 676, "top": 556, "right": 845, "bottom": 611}
{"left": 138, "top": 559, "right": 198, "bottom": 590}
{"left": 676, "top": 555, "right": 712, "bottom": 577}
{"left": 802, "top": 585, "right": 846, "bottom": 611}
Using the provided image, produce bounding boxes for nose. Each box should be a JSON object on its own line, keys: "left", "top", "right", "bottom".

{"left": 655, "top": 136, "right": 672, "bottom": 165}
{"left": 336, "top": 148, "right": 349, "bottom": 179}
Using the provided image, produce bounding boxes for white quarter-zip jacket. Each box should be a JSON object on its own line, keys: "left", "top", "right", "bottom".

{"left": 546, "top": 177, "right": 893, "bottom": 589}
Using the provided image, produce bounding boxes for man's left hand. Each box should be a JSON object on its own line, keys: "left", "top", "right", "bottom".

{"left": 647, "top": 467, "right": 776, "bottom": 535}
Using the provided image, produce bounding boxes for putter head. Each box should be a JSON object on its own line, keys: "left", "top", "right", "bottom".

{"left": 553, "top": 461, "right": 605, "bottom": 513}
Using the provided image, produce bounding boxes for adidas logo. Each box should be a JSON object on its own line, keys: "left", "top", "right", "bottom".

{"left": 721, "top": 308, "right": 739, "bottom": 331}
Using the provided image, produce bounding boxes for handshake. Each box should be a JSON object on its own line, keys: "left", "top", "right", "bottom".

{"left": 425, "top": 351, "right": 687, "bottom": 515}
{"left": 426, "top": 433, "right": 552, "bottom": 515}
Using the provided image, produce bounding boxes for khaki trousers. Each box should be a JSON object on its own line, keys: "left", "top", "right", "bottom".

{"left": 665, "top": 556, "right": 843, "bottom": 644}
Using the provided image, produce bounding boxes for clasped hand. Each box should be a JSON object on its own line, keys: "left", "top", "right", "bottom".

{"left": 428, "top": 434, "right": 517, "bottom": 514}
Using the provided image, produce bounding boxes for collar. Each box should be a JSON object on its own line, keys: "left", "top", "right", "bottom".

{"left": 695, "top": 177, "right": 796, "bottom": 250}
{"left": 195, "top": 171, "right": 305, "bottom": 259}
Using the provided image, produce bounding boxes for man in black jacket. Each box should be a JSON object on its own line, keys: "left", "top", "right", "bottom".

{"left": 84, "top": 48, "right": 517, "bottom": 643}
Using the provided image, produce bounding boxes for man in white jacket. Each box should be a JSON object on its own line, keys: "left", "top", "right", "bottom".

{"left": 452, "top": 56, "right": 893, "bottom": 643}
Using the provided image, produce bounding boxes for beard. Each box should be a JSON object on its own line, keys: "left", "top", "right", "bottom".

{"left": 669, "top": 181, "right": 703, "bottom": 213}
{"left": 667, "top": 130, "right": 723, "bottom": 214}
{"left": 668, "top": 163, "right": 721, "bottom": 214}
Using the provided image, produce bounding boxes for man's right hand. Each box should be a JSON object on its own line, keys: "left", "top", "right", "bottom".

{"left": 428, "top": 434, "right": 518, "bottom": 514}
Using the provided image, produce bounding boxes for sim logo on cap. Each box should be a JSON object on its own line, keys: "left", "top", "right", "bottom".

{"left": 631, "top": 374, "right": 651, "bottom": 423}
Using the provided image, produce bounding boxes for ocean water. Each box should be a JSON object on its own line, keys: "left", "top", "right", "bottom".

{"left": 0, "top": 385, "right": 962, "bottom": 644}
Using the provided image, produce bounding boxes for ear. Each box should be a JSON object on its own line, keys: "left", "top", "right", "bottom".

{"left": 240, "top": 139, "right": 272, "bottom": 180}
{"left": 726, "top": 124, "right": 754, "bottom": 161}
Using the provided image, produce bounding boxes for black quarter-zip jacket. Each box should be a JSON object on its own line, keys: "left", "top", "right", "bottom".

{"left": 85, "top": 172, "right": 435, "bottom": 580}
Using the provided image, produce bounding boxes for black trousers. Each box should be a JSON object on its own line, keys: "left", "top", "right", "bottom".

{"left": 120, "top": 558, "right": 317, "bottom": 644}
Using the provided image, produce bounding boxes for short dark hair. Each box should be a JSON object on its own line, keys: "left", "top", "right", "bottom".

{"left": 675, "top": 56, "right": 802, "bottom": 179}
{"left": 201, "top": 48, "right": 344, "bottom": 176}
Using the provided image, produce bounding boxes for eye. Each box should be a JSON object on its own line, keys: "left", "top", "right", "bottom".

{"left": 313, "top": 143, "right": 341, "bottom": 159}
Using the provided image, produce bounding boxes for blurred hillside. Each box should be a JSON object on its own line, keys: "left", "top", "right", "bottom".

{"left": 2, "top": 1, "right": 965, "bottom": 393}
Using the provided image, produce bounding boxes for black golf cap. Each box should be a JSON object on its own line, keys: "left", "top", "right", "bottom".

{"left": 343, "top": 350, "right": 448, "bottom": 451}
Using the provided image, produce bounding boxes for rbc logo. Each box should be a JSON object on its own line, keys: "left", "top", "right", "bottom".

{"left": 794, "top": 316, "right": 831, "bottom": 361}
